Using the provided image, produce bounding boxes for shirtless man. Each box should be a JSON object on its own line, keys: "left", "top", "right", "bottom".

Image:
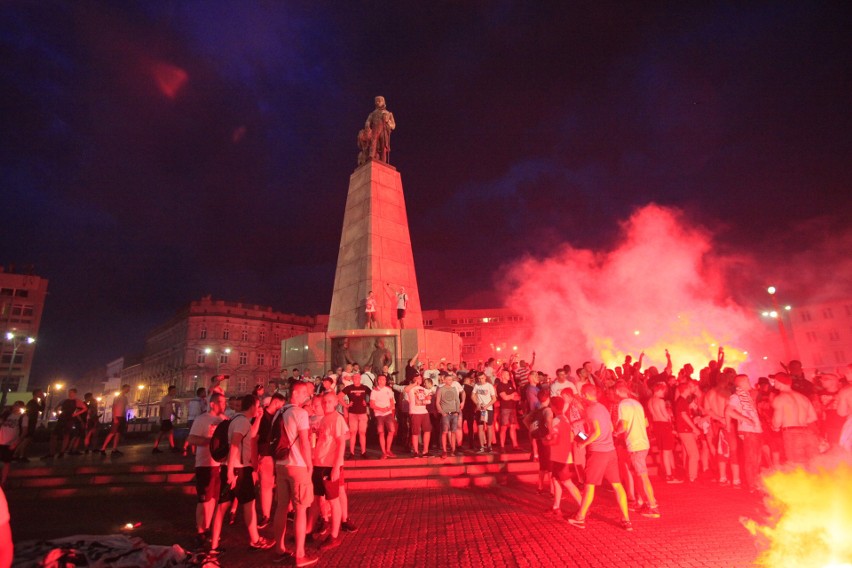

{"left": 647, "top": 382, "right": 678, "bottom": 482}
{"left": 771, "top": 372, "right": 819, "bottom": 465}
{"left": 702, "top": 373, "right": 740, "bottom": 485}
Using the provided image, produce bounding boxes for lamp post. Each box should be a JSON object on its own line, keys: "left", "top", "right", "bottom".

{"left": 762, "top": 286, "right": 793, "bottom": 362}
{"left": 2, "top": 331, "right": 35, "bottom": 409}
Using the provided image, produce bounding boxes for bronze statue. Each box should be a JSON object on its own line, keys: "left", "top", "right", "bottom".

{"left": 359, "top": 96, "right": 396, "bottom": 164}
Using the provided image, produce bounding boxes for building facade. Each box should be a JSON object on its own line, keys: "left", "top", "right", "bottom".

{"left": 422, "top": 308, "right": 532, "bottom": 364}
{"left": 133, "top": 296, "right": 323, "bottom": 416}
{"left": 788, "top": 299, "right": 852, "bottom": 372}
{"left": 0, "top": 267, "right": 48, "bottom": 396}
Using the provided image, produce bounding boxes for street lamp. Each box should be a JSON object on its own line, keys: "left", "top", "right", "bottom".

{"left": 763, "top": 285, "right": 793, "bottom": 362}
{"left": 204, "top": 347, "right": 232, "bottom": 373}
{"left": 2, "top": 331, "right": 36, "bottom": 408}
{"left": 43, "top": 381, "right": 63, "bottom": 426}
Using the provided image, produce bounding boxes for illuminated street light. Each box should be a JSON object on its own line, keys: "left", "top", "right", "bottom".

{"left": 761, "top": 311, "right": 769, "bottom": 317}
{"left": 2, "top": 331, "right": 37, "bottom": 408}
{"left": 764, "top": 286, "right": 793, "bottom": 361}
{"left": 784, "top": 305, "right": 792, "bottom": 311}
{"left": 769, "top": 311, "right": 778, "bottom": 319}
{"left": 767, "top": 286, "right": 776, "bottom": 295}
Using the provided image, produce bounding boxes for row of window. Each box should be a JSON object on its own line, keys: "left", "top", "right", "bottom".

{"left": 195, "top": 351, "right": 280, "bottom": 367}
{"left": 199, "top": 328, "right": 301, "bottom": 342}
{"left": 805, "top": 330, "right": 846, "bottom": 342}
{"left": 801, "top": 306, "right": 852, "bottom": 322}
{"left": 811, "top": 351, "right": 846, "bottom": 366}
{"left": 0, "top": 288, "right": 29, "bottom": 298}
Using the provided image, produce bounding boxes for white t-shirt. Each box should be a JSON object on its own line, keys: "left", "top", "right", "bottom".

{"left": 423, "top": 369, "right": 440, "bottom": 382}
{"left": 396, "top": 292, "right": 408, "bottom": 309}
{"left": 159, "top": 394, "right": 175, "bottom": 421}
{"left": 277, "top": 405, "right": 310, "bottom": 468}
{"left": 112, "top": 394, "right": 128, "bottom": 418}
{"left": 190, "top": 412, "right": 225, "bottom": 468}
{"left": 365, "top": 297, "right": 376, "bottom": 313}
{"left": 551, "top": 380, "right": 579, "bottom": 397}
{"left": 473, "top": 382, "right": 497, "bottom": 410}
{"left": 370, "top": 386, "right": 395, "bottom": 416}
{"left": 187, "top": 397, "right": 205, "bottom": 421}
{"left": 617, "top": 398, "right": 650, "bottom": 452}
{"left": 361, "top": 372, "right": 376, "bottom": 391}
{"left": 228, "top": 414, "right": 253, "bottom": 466}
{"left": 728, "top": 390, "right": 762, "bottom": 434}
{"left": 408, "top": 385, "right": 431, "bottom": 415}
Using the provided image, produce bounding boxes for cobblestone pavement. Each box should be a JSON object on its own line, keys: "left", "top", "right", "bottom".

{"left": 9, "top": 473, "right": 763, "bottom": 567}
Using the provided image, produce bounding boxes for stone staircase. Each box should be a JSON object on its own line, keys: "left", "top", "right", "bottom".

{"left": 5, "top": 448, "right": 541, "bottom": 499}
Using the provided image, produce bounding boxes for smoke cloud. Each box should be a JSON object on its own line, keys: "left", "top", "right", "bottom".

{"left": 500, "top": 204, "right": 779, "bottom": 376}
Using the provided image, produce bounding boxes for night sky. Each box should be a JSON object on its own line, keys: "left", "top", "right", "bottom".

{"left": 2, "top": 2, "right": 850, "bottom": 384}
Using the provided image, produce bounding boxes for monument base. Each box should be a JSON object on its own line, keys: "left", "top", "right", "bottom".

{"left": 282, "top": 328, "right": 461, "bottom": 383}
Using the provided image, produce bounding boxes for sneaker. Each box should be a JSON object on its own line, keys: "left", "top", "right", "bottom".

{"left": 296, "top": 554, "right": 319, "bottom": 568}
{"left": 257, "top": 515, "right": 270, "bottom": 529}
{"left": 321, "top": 535, "right": 342, "bottom": 550}
{"left": 208, "top": 546, "right": 225, "bottom": 555}
{"left": 249, "top": 536, "right": 274, "bottom": 550}
{"left": 440, "top": 451, "right": 447, "bottom": 459}
{"left": 477, "top": 447, "right": 487, "bottom": 454}
{"left": 98, "top": 449, "right": 107, "bottom": 456}
{"left": 545, "top": 507, "right": 560, "bottom": 515}
{"left": 567, "top": 516, "right": 586, "bottom": 529}
{"left": 641, "top": 506, "right": 661, "bottom": 519}
{"left": 345, "top": 451, "right": 354, "bottom": 459}
{"left": 274, "top": 551, "right": 294, "bottom": 563}
{"left": 40, "top": 454, "right": 54, "bottom": 461}
{"left": 380, "top": 453, "right": 388, "bottom": 460}
{"left": 665, "top": 476, "right": 684, "bottom": 484}
{"left": 621, "top": 519, "right": 634, "bottom": 532}
{"left": 340, "top": 519, "right": 359, "bottom": 533}
{"left": 152, "top": 448, "right": 163, "bottom": 454}
{"left": 386, "top": 450, "right": 396, "bottom": 458}
{"left": 111, "top": 450, "right": 123, "bottom": 457}
{"left": 732, "top": 480, "right": 742, "bottom": 489}
{"left": 194, "top": 532, "right": 208, "bottom": 549}
{"left": 171, "top": 446, "right": 182, "bottom": 452}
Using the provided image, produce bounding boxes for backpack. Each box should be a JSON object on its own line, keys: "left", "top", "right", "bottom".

{"left": 209, "top": 418, "right": 231, "bottom": 463}
{"left": 269, "top": 405, "right": 296, "bottom": 461}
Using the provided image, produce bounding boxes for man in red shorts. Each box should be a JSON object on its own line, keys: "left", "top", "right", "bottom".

{"left": 568, "top": 384, "right": 633, "bottom": 531}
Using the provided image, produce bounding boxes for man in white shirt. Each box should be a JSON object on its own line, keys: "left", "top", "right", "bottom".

{"left": 726, "top": 374, "right": 763, "bottom": 492}
{"left": 404, "top": 375, "right": 432, "bottom": 457}
{"left": 273, "top": 383, "right": 317, "bottom": 567}
{"left": 472, "top": 373, "right": 497, "bottom": 453}
{"left": 186, "top": 392, "right": 227, "bottom": 549}
{"left": 99, "top": 384, "right": 130, "bottom": 456}
{"left": 551, "top": 369, "right": 579, "bottom": 397}
{"left": 153, "top": 385, "right": 179, "bottom": 454}
{"left": 370, "top": 375, "right": 397, "bottom": 458}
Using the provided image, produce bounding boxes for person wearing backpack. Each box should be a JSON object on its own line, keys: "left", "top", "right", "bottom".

{"left": 272, "top": 382, "right": 318, "bottom": 567}
{"left": 209, "top": 394, "right": 272, "bottom": 554}
{"left": 0, "top": 402, "right": 26, "bottom": 487}
{"left": 185, "top": 392, "right": 227, "bottom": 550}
{"left": 256, "top": 392, "right": 286, "bottom": 529}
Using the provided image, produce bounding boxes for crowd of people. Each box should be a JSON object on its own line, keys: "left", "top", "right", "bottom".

{"left": 0, "top": 348, "right": 850, "bottom": 564}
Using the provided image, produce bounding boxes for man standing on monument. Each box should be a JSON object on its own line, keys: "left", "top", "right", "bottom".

{"left": 365, "top": 291, "right": 377, "bottom": 329}
{"left": 364, "top": 96, "right": 395, "bottom": 163}
{"left": 386, "top": 284, "right": 408, "bottom": 329}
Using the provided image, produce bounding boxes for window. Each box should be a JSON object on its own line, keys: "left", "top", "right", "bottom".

{"left": 824, "top": 308, "right": 834, "bottom": 319}
{"left": 801, "top": 311, "right": 812, "bottom": 322}
{"left": 223, "top": 328, "right": 230, "bottom": 340}
{"left": 239, "top": 352, "right": 248, "bottom": 365}
{"left": 270, "top": 354, "right": 280, "bottom": 368}
{"left": 15, "top": 289, "right": 28, "bottom": 298}
{"left": 424, "top": 320, "right": 433, "bottom": 327}
{"left": 259, "top": 330, "right": 266, "bottom": 343}
{"left": 257, "top": 353, "right": 265, "bottom": 366}
{"left": 462, "top": 344, "right": 476, "bottom": 354}
{"left": 219, "top": 353, "right": 229, "bottom": 365}
{"left": 196, "top": 352, "right": 205, "bottom": 364}
{"left": 829, "top": 330, "right": 840, "bottom": 341}
{"left": 806, "top": 331, "right": 818, "bottom": 343}
{"left": 241, "top": 329, "right": 248, "bottom": 342}
{"left": 273, "top": 332, "right": 279, "bottom": 343}
{"left": 236, "top": 376, "right": 247, "bottom": 393}
{"left": 200, "top": 328, "right": 207, "bottom": 339}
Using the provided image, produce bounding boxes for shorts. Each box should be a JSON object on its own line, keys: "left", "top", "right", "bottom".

{"left": 348, "top": 413, "right": 368, "bottom": 434}
{"left": 441, "top": 413, "right": 460, "bottom": 433}
{"left": 500, "top": 408, "right": 518, "bottom": 426}
{"left": 410, "top": 413, "right": 432, "bottom": 435}
{"left": 160, "top": 419, "right": 173, "bottom": 432}
{"left": 397, "top": 308, "right": 406, "bottom": 320}
{"left": 109, "top": 417, "right": 128, "bottom": 435}
{"left": 312, "top": 466, "right": 341, "bottom": 500}
{"left": 26, "top": 414, "right": 38, "bottom": 437}
{"left": 629, "top": 449, "right": 649, "bottom": 476}
{"left": 375, "top": 414, "right": 397, "bottom": 434}
{"left": 550, "top": 461, "right": 575, "bottom": 482}
{"left": 0, "top": 446, "right": 13, "bottom": 463}
{"left": 276, "top": 464, "right": 314, "bottom": 509}
{"left": 653, "top": 421, "right": 675, "bottom": 451}
{"left": 195, "top": 466, "right": 222, "bottom": 503}
{"left": 54, "top": 419, "right": 73, "bottom": 436}
{"left": 478, "top": 409, "right": 494, "bottom": 426}
{"left": 218, "top": 466, "right": 256, "bottom": 504}
{"left": 585, "top": 450, "right": 622, "bottom": 486}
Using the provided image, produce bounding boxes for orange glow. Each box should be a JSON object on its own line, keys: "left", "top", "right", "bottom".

{"left": 742, "top": 463, "right": 852, "bottom": 567}
{"left": 152, "top": 62, "right": 188, "bottom": 98}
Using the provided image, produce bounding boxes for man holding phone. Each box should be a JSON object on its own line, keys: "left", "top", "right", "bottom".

{"left": 567, "top": 384, "right": 633, "bottom": 532}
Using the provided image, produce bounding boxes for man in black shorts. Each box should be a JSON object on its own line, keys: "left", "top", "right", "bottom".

{"left": 210, "top": 395, "right": 272, "bottom": 553}
{"left": 153, "top": 385, "right": 179, "bottom": 453}
{"left": 186, "top": 392, "right": 227, "bottom": 549}
{"left": 13, "top": 389, "right": 44, "bottom": 462}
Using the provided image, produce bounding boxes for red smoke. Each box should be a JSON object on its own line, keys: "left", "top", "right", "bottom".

{"left": 501, "top": 204, "right": 777, "bottom": 376}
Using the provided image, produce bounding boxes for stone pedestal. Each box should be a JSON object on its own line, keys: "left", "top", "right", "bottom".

{"left": 328, "top": 161, "right": 423, "bottom": 331}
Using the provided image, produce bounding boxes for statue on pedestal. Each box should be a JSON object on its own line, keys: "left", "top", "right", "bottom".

{"left": 358, "top": 96, "right": 396, "bottom": 165}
